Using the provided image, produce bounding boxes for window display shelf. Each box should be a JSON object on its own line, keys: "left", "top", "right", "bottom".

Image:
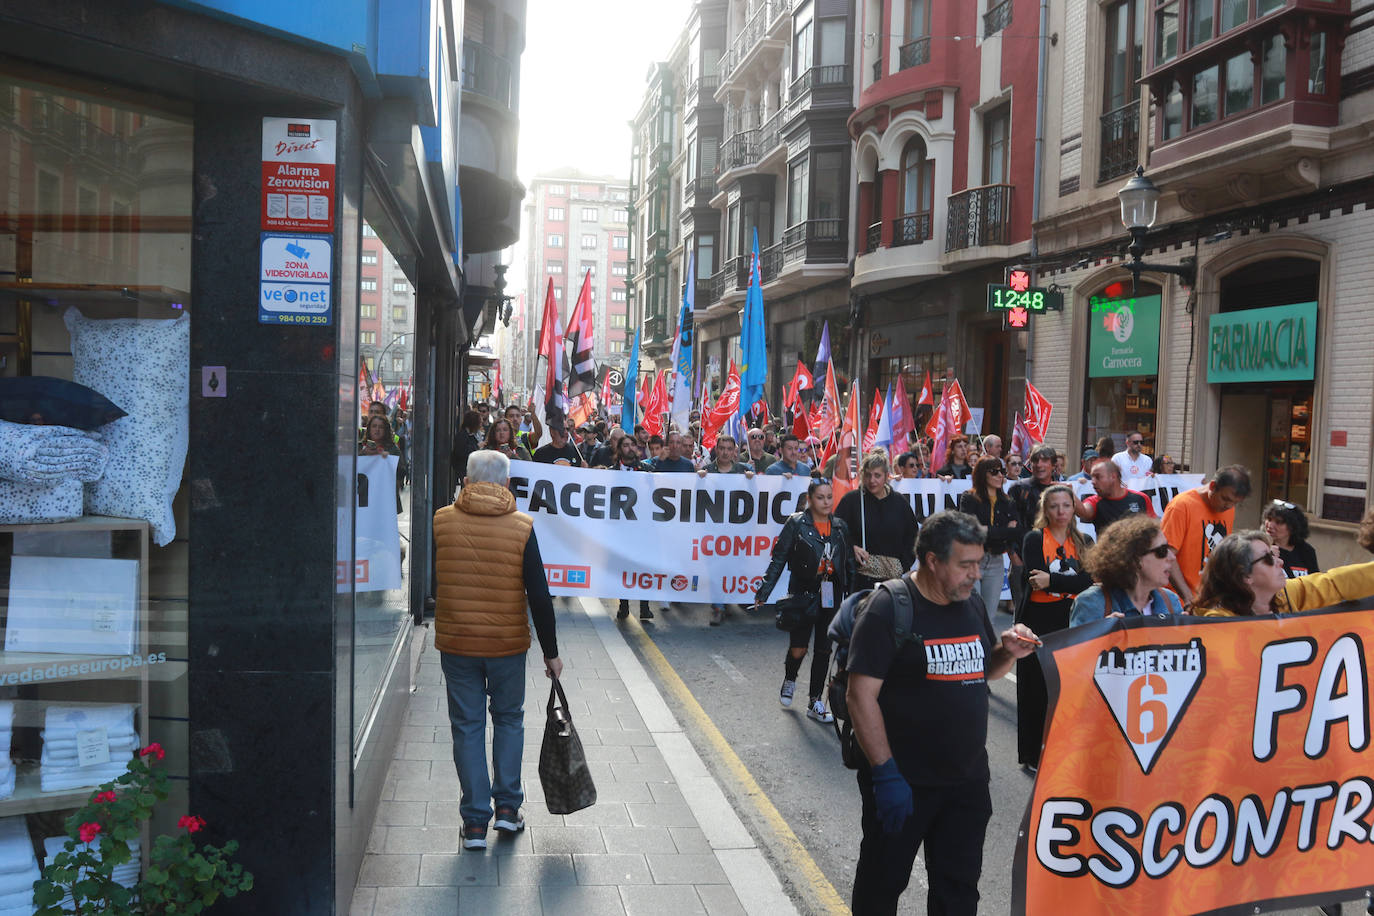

{"left": 0, "top": 283, "right": 190, "bottom": 312}
{"left": 0, "top": 764, "right": 120, "bottom": 817}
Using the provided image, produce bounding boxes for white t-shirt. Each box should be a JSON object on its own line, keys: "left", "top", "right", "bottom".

{"left": 1112, "top": 449, "right": 1151, "bottom": 481}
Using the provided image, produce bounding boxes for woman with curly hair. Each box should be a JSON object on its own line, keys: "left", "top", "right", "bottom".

{"left": 1262, "top": 500, "right": 1319, "bottom": 578}
{"left": 1191, "top": 531, "right": 1287, "bottom": 617}
{"left": 1016, "top": 484, "right": 1093, "bottom": 769}
{"left": 1069, "top": 515, "right": 1184, "bottom": 626}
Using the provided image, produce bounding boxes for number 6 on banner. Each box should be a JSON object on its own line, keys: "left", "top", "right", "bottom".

{"left": 1126, "top": 674, "right": 1168, "bottom": 745}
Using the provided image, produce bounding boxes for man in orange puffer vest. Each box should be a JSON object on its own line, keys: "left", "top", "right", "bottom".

{"left": 433, "top": 448, "right": 562, "bottom": 852}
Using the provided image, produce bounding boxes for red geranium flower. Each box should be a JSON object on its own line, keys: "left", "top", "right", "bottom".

{"left": 138, "top": 743, "right": 165, "bottom": 761}
{"left": 92, "top": 791, "right": 117, "bottom": 804}
{"left": 177, "top": 815, "right": 206, "bottom": 834}
{"left": 78, "top": 823, "right": 101, "bottom": 844}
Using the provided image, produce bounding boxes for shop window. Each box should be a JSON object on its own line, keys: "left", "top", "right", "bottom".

{"left": 0, "top": 72, "right": 192, "bottom": 844}
{"left": 1083, "top": 282, "right": 1163, "bottom": 456}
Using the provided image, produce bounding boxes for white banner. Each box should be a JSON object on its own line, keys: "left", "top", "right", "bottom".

{"left": 338, "top": 455, "right": 403, "bottom": 592}
{"left": 508, "top": 461, "right": 1203, "bottom": 603}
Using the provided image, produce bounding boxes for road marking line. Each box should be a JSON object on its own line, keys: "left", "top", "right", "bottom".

{"left": 613, "top": 610, "right": 849, "bottom": 915}
{"left": 710, "top": 653, "right": 749, "bottom": 685}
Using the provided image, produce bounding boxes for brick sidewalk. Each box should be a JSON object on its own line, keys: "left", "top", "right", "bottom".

{"left": 351, "top": 598, "right": 793, "bottom": 916}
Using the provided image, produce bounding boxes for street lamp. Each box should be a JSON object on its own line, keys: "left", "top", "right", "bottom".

{"left": 1117, "top": 166, "right": 1195, "bottom": 294}
{"left": 375, "top": 332, "right": 415, "bottom": 385}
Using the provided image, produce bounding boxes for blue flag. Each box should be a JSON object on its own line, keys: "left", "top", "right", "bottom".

{"left": 738, "top": 229, "right": 767, "bottom": 420}
{"left": 669, "top": 252, "right": 695, "bottom": 430}
{"left": 622, "top": 327, "right": 640, "bottom": 431}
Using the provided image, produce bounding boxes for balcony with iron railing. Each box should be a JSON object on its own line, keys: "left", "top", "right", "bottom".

{"left": 1098, "top": 103, "right": 1140, "bottom": 182}
{"left": 462, "top": 40, "right": 514, "bottom": 109}
{"left": 898, "top": 37, "right": 931, "bottom": 71}
{"left": 683, "top": 175, "right": 718, "bottom": 207}
{"left": 781, "top": 218, "right": 846, "bottom": 265}
{"left": 983, "top": 0, "right": 1012, "bottom": 37}
{"left": 719, "top": 129, "right": 760, "bottom": 174}
{"left": 893, "top": 212, "right": 933, "bottom": 246}
{"left": 719, "top": 0, "right": 789, "bottom": 84}
{"left": 872, "top": 58, "right": 884, "bottom": 83}
{"left": 945, "top": 185, "right": 1012, "bottom": 252}
{"left": 688, "top": 74, "right": 722, "bottom": 107}
{"left": 865, "top": 221, "right": 882, "bottom": 253}
{"left": 757, "top": 109, "right": 784, "bottom": 162}
{"left": 784, "top": 65, "right": 852, "bottom": 123}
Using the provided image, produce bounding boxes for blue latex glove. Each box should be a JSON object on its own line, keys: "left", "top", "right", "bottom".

{"left": 871, "top": 758, "right": 913, "bottom": 834}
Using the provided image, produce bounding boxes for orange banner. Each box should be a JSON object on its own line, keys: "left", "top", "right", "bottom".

{"left": 1014, "top": 602, "right": 1374, "bottom": 915}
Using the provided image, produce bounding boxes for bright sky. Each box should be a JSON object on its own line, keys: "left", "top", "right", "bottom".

{"left": 517, "top": 0, "right": 692, "bottom": 181}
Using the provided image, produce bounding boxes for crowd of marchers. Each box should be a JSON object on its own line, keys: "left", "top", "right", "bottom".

{"left": 442, "top": 399, "right": 1374, "bottom": 916}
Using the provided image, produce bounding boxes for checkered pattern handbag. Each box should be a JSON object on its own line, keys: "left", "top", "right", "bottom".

{"left": 538, "top": 676, "right": 598, "bottom": 815}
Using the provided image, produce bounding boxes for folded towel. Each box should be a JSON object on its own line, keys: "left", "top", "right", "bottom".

{"left": 0, "top": 420, "right": 108, "bottom": 484}
{"left": 0, "top": 477, "right": 83, "bottom": 524}
{"left": 44, "top": 705, "right": 135, "bottom": 736}
{"left": 0, "top": 703, "right": 12, "bottom": 729}
{"left": 40, "top": 732, "right": 137, "bottom": 753}
{"left": 41, "top": 729, "right": 135, "bottom": 745}
{"left": 40, "top": 764, "right": 129, "bottom": 792}
{"left": 0, "top": 867, "right": 37, "bottom": 897}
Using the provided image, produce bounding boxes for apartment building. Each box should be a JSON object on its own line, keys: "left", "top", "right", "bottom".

{"left": 514, "top": 172, "right": 631, "bottom": 395}
{"left": 631, "top": 0, "right": 856, "bottom": 397}
{"left": 848, "top": 0, "right": 1043, "bottom": 436}
{"left": 1031, "top": 0, "right": 1373, "bottom": 561}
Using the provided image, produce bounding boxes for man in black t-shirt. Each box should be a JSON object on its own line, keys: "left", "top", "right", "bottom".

{"left": 531, "top": 422, "right": 584, "bottom": 467}
{"left": 846, "top": 511, "right": 1039, "bottom": 915}
{"left": 1075, "top": 457, "right": 1155, "bottom": 533}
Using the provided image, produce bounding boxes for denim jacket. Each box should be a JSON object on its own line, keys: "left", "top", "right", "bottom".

{"left": 1069, "top": 584, "right": 1184, "bottom": 628}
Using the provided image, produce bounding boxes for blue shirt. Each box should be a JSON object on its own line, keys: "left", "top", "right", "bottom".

{"left": 765, "top": 460, "right": 812, "bottom": 476}
{"left": 649, "top": 456, "right": 697, "bottom": 473}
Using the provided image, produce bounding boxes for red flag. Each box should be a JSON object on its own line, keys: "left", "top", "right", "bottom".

{"left": 565, "top": 271, "right": 597, "bottom": 396}
{"left": 643, "top": 371, "right": 669, "bottom": 437}
{"left": 493, "top": 360, "right": 502, "bottom": 403}
{"left": 358, "top": 365, "right": 371, "bottom": 417}
{"left": 831, "top": 386, "right": 863, "bottom": 504}
{"left": 702, "top": 361, "right": 740, "bottom": 448}
{"left": 1023, "top": 380, "right": 1052, "bottom": 443}
{"left": 946, "top": 379, "right": 971, "bottom": 433}
{"left": 785, "top": 359, "right": 814, "bottom": 410}
{"left": 600, "top": 371, "right": 612, "bottom": 411}
{"left": 815, "top": 363, "right": 842, "bottom": 440}
{"left": 890, "top": 372, "right": 915, "bottom": 447}
{"left": 930, "top": 390, "right": 955, "bottom": 470}
{"left": 862, "top": 388, "right": 883, "bottom": 453}
{"left": 917, "top": 369, "right": 933, "bottom": 407}
{"left": 535, "top": 278, "right": 566, "bottom": 425}
{"left": 1010, "top": 410, "right": 1033, "bottom": 460}
{"left": 751, "top": 398, "right": 772, "bottom": 426}
{"left": 791, "top": 405, "right": 810, "bottom": 440}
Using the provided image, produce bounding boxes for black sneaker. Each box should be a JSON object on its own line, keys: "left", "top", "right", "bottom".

{"left": 461, "top": 822, "right": 488, "bottom": 850}
{"left": 493, "top": 806, "right": 525, "bottom": 833}
{"left": 617, "top": 604, "right": 629, "bottom": 620}
{"left": 639, "top": 606, "right": 654, "bottom": 620}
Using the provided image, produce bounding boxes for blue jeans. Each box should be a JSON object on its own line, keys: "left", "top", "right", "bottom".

{"left": 439, "top": 651, "right": 527, "bottom": 826}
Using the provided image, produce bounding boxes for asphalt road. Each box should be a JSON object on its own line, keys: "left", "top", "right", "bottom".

{"left": 607, "top": 597, "right": 1355, "bottom": 916}
{"left": 604, "top": 596, "right": 1034, "bottom": 914}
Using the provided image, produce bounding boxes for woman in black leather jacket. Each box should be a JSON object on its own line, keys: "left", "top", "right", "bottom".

{"left": 755, "top": 478, "right": 855, "bottom": 723}
{"left": 956, "top": 456, "right": 1020, "bottom": 625}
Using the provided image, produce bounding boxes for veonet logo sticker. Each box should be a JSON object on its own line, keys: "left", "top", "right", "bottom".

{"left": 1092, "top": 638, "right": 1205, "bottom": 774}
{"left": 546, "top": 565, "right": 590, "bottom": 588}
{"left": 287, "top": 122, "right": 312, "bottom": 137}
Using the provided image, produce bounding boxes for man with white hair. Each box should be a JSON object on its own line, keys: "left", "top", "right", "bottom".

{"left": 433, "top": 449, "right": 563, "bottom": 852}
{"left": 981, "top": 435, "right": 1003, "bottom": 460}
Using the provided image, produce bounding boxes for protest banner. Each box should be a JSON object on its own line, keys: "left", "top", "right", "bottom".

{"left": 337, "top": 454, "right": 402, "bottom": 592}
{"left": 1013, "top": 603, "right": 1374, "bottom": 915}
{"left": 507, "top": 461, "right": 1202, "bottom": 603}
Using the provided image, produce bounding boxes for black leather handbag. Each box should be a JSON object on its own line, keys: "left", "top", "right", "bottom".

{"left": 770, "top": 591, "right": 819, "bottom": 631}
{"left": 538, "top": 677, "right": 597, "bottom": 815}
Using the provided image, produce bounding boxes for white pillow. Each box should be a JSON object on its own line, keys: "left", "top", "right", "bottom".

{"left": 64, "top": 308, "right": 189, "bottom": 546}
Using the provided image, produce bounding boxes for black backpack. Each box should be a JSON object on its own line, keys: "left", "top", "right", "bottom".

{"left": 826, "top": 578, "right": 919, "bottom": 769}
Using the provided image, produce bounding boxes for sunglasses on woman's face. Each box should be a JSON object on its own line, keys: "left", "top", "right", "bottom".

{"left": 1141, "top": 543, "right": 1175, "bottom": 560}
{"left": 1247, "top": 551, "right": 1278, "bottom": 570}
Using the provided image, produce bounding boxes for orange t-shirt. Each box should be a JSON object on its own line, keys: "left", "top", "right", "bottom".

{"left": 1160, "top": 487, "right": 1233, "bottom": 594}
{"left": 1030, "top": 528, "right": 1082, "bottom": 603}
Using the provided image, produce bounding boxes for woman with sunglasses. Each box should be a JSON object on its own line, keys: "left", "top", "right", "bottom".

{"left": 1262, "top": 500, "right": 1320, "bottom": 578}
{"left": 1070, "top": 515, "right": 1184, "bottom": 626}
{"left": 1190, "top": 531, "right": 1289, "bottom": 617}
{"left": 1016, "top": 484, "right": 1093, "bottom": 769}
{"left": 956, "top": 457, "right": 1020, "bottom": 624}
{"left": 754, "top": 478, "right": 854, "bottom": 723}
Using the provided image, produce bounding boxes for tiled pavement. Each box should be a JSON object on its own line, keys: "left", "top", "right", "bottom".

{"left": 352, "top": 598, "right": 795, "bottom": 916}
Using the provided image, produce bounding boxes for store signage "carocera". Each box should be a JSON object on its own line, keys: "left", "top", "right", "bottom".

{"left": 1207, "top": 301, "right": 1316, "bottom": 384}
